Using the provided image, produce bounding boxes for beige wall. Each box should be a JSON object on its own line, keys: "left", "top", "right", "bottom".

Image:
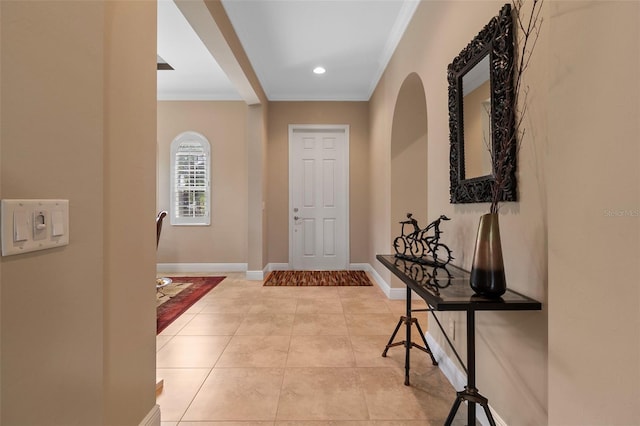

{"left": 104, "top": 2, "right": 158, "bottom": 424}
{"left": 247, "top": 104, "right": 268, "bottom": 271}
{"left": 1, "top": 1, "right": 157, "bottom": 425}
{"left": 370, "top": 1, "right": 548, "bottom": 424}
{"left": 547, "top": 2, "right": 640, "bottom": 424}
{"left": 368, "top": 78, "right": 393, "bottom": 286}
{"left": 267, "top": 101, "right": 370, "bottom": 264}
{"left": 157, "top": 101, "right": 248, "bottom": 264}
{"left": 389, "top": 73, "right": 428, "bottom": 288}
{"left": 199, "top": 1, "right": 269, "bottom": 272}
{"left": 261, "top": 104, "right": 270, "bottom": 268}
{"left": 391, "top": 73, "right": 428, "bottom": 240}
{"left": 371, "top": 1, "right": 640, "bottom": 424}
{"left": 1, "top": 1, "right": 636, "bottom": 425}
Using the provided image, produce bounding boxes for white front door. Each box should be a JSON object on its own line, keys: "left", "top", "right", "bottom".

{"left": 289, "top": 125, "right": 349, "bottom": 270}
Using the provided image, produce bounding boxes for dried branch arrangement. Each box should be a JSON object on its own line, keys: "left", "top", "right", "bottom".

{"left": 490, "top": 0, "right": 544, "bottom": 213}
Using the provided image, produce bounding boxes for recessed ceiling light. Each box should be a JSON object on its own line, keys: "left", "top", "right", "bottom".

{"left": 313, "top": 66, "right": 326, "bottom": 75}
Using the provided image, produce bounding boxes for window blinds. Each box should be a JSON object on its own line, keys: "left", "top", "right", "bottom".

{"left": 174, "top": 141, "right": 208, "bottom": 219}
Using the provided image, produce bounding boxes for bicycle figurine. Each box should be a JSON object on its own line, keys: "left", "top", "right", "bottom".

{"left": 395, "top": 258, "right": 453, "bottom": 295}
{"left": 393, "top": 213, "right": 454, "bottom": 267}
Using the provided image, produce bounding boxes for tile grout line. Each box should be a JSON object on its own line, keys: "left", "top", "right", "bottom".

{"left": 272, "top": 295, "right": 298, "bottom": 423}
{"left": 156, "top": 272, "right": 456, "bottom": 423}
{"left": 175, "top": 280, "right": 243, "bottom": 423}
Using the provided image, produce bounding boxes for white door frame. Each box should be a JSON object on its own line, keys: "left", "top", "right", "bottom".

{"left": 288, "top": 124, "right": 350, "bottom": 269}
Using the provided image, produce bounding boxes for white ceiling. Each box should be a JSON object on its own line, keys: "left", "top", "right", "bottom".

{"left": 157, "top": 0, "right": 243, "bottom": 100}
{"left": 157, "top": 0, "right": 419, "bottom": 102}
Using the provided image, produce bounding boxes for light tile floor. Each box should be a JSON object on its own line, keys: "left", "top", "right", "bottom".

{"left": 157, "top": 273, "right": 468, "bottom": 425}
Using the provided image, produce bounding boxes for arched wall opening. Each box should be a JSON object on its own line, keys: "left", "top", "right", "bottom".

{"left": 390, "top": 73, "right": 429, "bottom": 288}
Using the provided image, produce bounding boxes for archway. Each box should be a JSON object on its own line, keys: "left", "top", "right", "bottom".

{"left": 390, "top": 73, "right": 428, "bottom": 287}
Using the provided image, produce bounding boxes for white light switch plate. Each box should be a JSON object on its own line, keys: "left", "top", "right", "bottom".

{"left": 1, "top": 199, "right": 69, "bottom": 256}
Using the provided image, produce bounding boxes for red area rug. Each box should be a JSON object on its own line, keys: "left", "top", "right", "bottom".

{"left": 263, "top": 270, "right": 372, "bottom": 286}
{"left": 157, "top": 276, "right": 225, "bottom": 334}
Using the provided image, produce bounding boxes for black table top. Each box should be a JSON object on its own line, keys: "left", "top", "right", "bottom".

{"left": 376, "top": 255, "right": 542, "bottom": 312}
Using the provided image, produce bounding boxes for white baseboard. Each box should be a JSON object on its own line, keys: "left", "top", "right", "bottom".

{"left": 265, "top": 262, "right": 289, "bottom": 272}
{"left": 246, "top": 270, "right": 264, "bottom": 280}
{"left": 354, "top": 262, "right": 410, "bottom": 300}
{"left": 157, "top": 262, "right": 406, "bottom": 302}
{"left": 351, "top": 263, "right": 387, "bottom": 291}
{"left": 157, "top": 263, "right": 248, "bottom": 274}
{"left": 389, "top": 286, "right": 410, "bottom": 300}
{"left": 425, "top": 332, "right": 467, "bottom": 389}
{"left": 348, "top": 262, "right": 369, "bottom": 271}
{"left": 486, "top": 404, "right": 507, "bottom": 426}
{"left": 138, "top": 404, "right": 161, "bottom": 426}
{"left": 156, "top": 261, "right": 506, "bottom": 425}
{"left": 368, "top": 263, "right": 507, "bottom": 425}
{"left": 364, "top": 263, "right": 392, "bottom": 297}
{"left": 425, "top": 333, "right": 507, "bottom": 426}
{"left": 265, "top": 263, "right": 373, "bottom": 273}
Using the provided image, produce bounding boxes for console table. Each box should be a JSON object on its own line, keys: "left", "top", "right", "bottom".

{"left": 376, "top": 254, "right": 541, "bottom": 426}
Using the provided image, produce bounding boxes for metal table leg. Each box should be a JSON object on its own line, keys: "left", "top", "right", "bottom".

{"left": 444, "top": 310, "right": 496, "bottom": 426}
{"left": 381, "top": 286, "right": 437, "bottom": 386}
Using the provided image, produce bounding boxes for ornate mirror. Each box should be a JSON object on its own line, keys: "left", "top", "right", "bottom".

{"left": 449, "top": 4, "right": 516, "bottom": 204}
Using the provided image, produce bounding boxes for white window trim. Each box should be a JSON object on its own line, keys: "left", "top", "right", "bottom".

{"left": 170, "top": 131, "right": 211, "bottom": 226}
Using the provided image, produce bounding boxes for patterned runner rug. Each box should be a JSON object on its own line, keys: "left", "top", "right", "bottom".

{"left": 263, "top": 270, "right": 372, "bottom": 286}
{"left": 157, "top": 276, "right": 225, "bottom": 334}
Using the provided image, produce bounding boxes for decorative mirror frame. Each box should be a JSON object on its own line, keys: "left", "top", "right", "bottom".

{"left": 448, "top": 4, "right": 516, "bottom": 204}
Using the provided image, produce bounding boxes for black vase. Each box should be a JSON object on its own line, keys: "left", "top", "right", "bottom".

{"left": 470, "top": 213, "right": 506, "bottom": 297}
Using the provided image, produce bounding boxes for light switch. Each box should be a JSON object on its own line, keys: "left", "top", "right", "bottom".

{"left": 1, "top": 199, "right": 69, "bottom": 256}
{"left": 13, "top": 209, "right": 29, "bottom": 242}
{"left": 52, "top": 210, "right": 64, "bottom": 236}
{"left": 33, "top": 210, "right": 47, "bottom": 241}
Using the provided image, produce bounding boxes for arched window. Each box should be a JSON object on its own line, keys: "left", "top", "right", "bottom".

{"left": 170, "top": 132, "right": 211, "bottom": 225}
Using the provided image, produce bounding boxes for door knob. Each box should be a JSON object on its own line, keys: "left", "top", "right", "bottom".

{"left": 294, "top": 216, "right": 300, "bottom": 221}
